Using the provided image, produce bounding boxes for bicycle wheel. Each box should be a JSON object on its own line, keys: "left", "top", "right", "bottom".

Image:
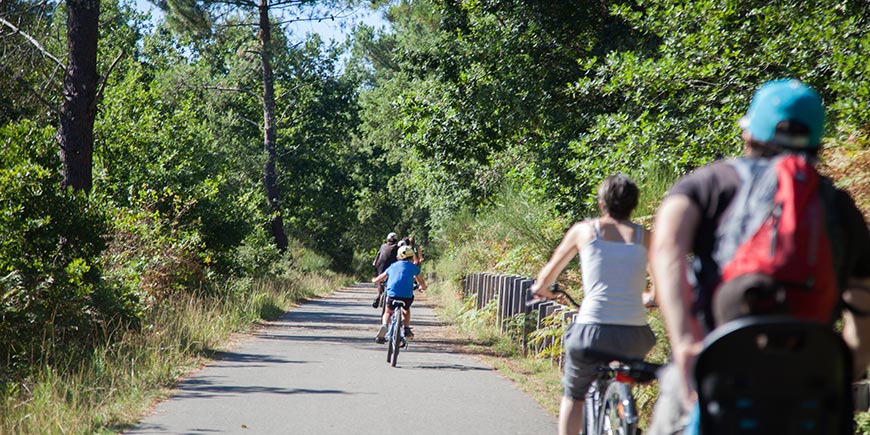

{"left": 584, "top": 380, "right": 602, "bottom": 435}
{"left": 386, "top": 322, "right": 394, "bottom": 363}
{"left": 390, "top": 308, "right": 402, "bottom": 367}
{"left": 598, "top": 381, "right": 637, "bottom": 435}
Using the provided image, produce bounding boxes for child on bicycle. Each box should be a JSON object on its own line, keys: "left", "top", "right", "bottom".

{"left": 372, "top": 245, "right": 427, "bottom": 343}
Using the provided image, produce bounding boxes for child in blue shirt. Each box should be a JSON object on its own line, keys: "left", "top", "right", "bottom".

{"left": 372, "top": 245, "right": 427, "bottom": 342}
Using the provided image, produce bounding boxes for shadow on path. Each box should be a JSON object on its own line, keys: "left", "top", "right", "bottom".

{"left": 209, "top": 351, "right": 303, "bottom": 365}
{"left": 172, "top": 376, "right": 351, "bottom": 399}
{"left": 408, "top": 363, "right": 493, "bottom": 372}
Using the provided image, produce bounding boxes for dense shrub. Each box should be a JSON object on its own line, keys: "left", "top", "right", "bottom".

{"left": 0, "top": 122, "right": 139, "bottom": 372}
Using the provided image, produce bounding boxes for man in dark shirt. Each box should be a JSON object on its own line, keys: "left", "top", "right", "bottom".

{"left": 371, "top": 232, "right": 399, "bottom": 308}
{"left": 647, "top": 79, "right": 870, "bottom": 434}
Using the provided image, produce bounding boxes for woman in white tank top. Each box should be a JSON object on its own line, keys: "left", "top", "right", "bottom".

{"left": 530, "top": 174, "right": 657, "bottom": 435}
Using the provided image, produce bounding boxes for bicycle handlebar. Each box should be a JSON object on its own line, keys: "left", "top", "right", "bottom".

{"left": 525, "top": 283, "right": 661, "bottom": 383}
{"left": 525, "top": 283, "right": 581, "bottom": 308}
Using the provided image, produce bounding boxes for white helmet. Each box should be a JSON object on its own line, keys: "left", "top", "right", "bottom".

{"left": 397, "top": 245, "right": 415, "bottom": 260}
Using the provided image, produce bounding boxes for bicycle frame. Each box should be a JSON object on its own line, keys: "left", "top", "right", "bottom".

{"left": 385, "top": 300, "right": 406, "bottom": 367}
{"left": 526, "top": 284, "right": 658, "bottom": 435}
{"left": 584, "top": 360, "right": 650, "bottom": 435}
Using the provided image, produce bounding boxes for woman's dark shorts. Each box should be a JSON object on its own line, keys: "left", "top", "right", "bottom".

{"left": 562, "top": 322, "right": 656, "bottom": 400}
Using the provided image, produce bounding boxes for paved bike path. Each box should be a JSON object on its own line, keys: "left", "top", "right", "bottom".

{"left": 127, "top": 283, "right": 558, "bottom": 434}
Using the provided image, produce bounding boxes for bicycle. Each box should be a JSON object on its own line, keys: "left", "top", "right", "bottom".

{"left": 583, "top": 348, "right": 660, "bottom": 435}
{"left": 527, "top": 284, "right": 660, "bottom": 435}
{"left": 385, "top": 299, "right": 407, "bottom": 367}
{"left": 376, "top": 285, "right": 387, "bottom": 316}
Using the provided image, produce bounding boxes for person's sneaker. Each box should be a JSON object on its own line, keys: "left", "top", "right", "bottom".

{"left": 375, "top": 325, "right": 387, "bottom": 344}
{"left": 372, "top": 296, "right": 380, "bottom": 308}
{"left": 404, "top": 327, "right": 414, "bottom": 339}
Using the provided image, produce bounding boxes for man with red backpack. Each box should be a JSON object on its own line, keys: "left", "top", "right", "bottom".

{"left": 647, "top": 79, "right": 870, "bottom": 434}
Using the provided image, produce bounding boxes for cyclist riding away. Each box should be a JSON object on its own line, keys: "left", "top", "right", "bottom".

{"left": 373, "top": 245, "right": 428, "bottom": 343}
{"left": 372, "top": 232, "right": 400, "bottom": 308}
{"left": 530, "top": 174, "right": 657, "bottom": 435}
{"left": 407, "top": 236, "right": 423, "bottom": 265}
{"left": 647, "top": 79, "right": 870, "bottom": 435}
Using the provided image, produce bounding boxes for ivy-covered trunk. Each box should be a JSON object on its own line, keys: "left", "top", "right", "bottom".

{"left": 258, "top": 0, "right": 288, "bottom": 252}
{"left": 59, "top": 0, "right": 99, "bottom": 193}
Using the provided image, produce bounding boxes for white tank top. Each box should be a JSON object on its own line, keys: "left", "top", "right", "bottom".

{"left": 575, "top": 218, "right": 649, "bottom": 326}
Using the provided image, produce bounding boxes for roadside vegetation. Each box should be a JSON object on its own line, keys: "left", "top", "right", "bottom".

{"left": 0, "top": 235, "right": 346, "bottom": 435}
{"left": 0, "top": 268, "right": 346, "bottom": 434}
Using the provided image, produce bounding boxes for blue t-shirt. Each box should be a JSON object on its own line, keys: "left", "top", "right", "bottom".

{"left": 384, "top": 260, "right": 421, "bottom": 299}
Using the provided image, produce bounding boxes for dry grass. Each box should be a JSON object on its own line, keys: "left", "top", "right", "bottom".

{"left": 0, "top": 274, "right": 346, "bottom": 435}
{"left": 820, "top": 133, "right": 870, "bottom": 220}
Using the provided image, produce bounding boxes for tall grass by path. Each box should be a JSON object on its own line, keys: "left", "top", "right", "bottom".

{"left": 0, "top": 273, "right": 347, "bottom": 435}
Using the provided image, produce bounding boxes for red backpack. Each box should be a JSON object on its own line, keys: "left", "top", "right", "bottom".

{"left": 712, "top": 154, "right": 838, "bottom": 325}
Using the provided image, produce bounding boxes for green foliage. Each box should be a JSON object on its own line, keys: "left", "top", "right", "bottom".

{"left": 527, "top": 309, "right": 570, "bottom": 362}
{"left": 431, "top": 183, "right": 570, "bottom": 284}
{"left": 353, "top": 0, "right": 870, "bottom": 237}
{"left": 0, "top": 1, "right": 62, "bottom": 124}
{"left": 459, "top": 296, "right": 497, "bottom": 335}
{"left": 856, "top": 411, "right": 870, "bottom": 434}
{"left": 0, "top": 121, "right": 138, "bottom": 372}
{"left": 274, "top": 36, "right": 365, "bottom": 271}
{"left": 0, "top": 272, "right": 342, "bottom": 434}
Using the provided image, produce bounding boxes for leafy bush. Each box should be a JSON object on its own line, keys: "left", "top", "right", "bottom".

{"left": 431, "top": 183, "right": 572, "bottom": 285}
{"left": 101, "top": 190, "right": 208, "bottom": 305}
{"left": 0, "top": 122, "right": 138, "bottom": 372}
{"left": 527, "top": 309, "right": 570, "bottom": 364}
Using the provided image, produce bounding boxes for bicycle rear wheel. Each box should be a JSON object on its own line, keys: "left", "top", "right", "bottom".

{"left": 390, "top": 309, "right": 402, "bottom": 367}
{"left": 584, "top": 381, "right": 602, "bottom": 435}
{"left": 598, "top": 381, "right": 638, "bottom": 435}
{"left": 386, "top": 323, "right": 394, "bottom": 363}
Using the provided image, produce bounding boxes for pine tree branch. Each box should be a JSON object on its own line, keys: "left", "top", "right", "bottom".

{"left": 200, "top": 85, "right": 262, "bottom": 102}
{"left": 0, "top": 63, "right": 61, "bottom": 115}
{"left": 93, "top": 49, "right": 125, "bottom": 112}
{"left": 0, "top": 16, "right": 65, "bottom": 70}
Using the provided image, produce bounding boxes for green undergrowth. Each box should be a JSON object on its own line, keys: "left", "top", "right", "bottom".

{"left": 0, "top": 272, "right": 347, "bottom": 435}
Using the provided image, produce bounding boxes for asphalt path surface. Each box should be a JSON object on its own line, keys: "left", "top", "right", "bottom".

{"left": 127, "top": 283, "right": 558, "bottom": 434}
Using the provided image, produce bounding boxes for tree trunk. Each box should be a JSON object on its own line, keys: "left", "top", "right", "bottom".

{"left": 59, "top": 0, "right": 100, "bottom": 193}
{"left": 259, "top": 0, "right": 289, "bottom": 252}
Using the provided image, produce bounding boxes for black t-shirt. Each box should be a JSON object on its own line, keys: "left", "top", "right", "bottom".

{"left": 667, "top": 157, "right": 870, "bottom": 327}
{"left": 375, "top": 242, "right": 399, "bottom": 274}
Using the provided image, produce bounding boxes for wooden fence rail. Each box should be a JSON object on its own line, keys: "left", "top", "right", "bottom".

{"left": 461, "top": 272, "right": 577, "bottom": 356}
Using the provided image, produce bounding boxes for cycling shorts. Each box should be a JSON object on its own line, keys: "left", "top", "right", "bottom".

{"left": 386, "top": 296, "right": 414, "bottom": 310}
{"left": 562, "top": 322, "right": 656, "bottom": 400}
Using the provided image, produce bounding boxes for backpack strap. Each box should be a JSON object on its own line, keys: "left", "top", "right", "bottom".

{"left": 635, "top": 223, "right": 643, "bottom": 245}
{"left": 817, "top": 176, "right": 860, "bottom": 318}
{"left": 712, "top": 156, "right": 779, "bottom": 267}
